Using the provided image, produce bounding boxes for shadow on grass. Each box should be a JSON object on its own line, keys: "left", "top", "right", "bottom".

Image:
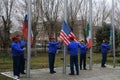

{"left": 0, "top": 74, "right": 13, "bottom": 80}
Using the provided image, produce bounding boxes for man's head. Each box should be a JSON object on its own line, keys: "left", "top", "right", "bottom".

{"left": 103, "top": 40, "right": 106, "bottom": 43}
{"left": 12, "top": 36, "right": 19, "bottom": 42}
{"left": 69, "top": 37, "right": 74, "bottom": 41}
{"left": 49, "top": 36, "right": 55, "bottom": 41}
{"left": 80, "top": 40, "right": 84, "bottom": 44}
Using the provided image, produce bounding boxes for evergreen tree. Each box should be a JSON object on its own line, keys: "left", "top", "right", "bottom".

{"left": 95, "top": 23, "right": 120, "bottom": 53}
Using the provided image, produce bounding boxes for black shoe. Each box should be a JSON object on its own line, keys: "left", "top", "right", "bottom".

{"left": 76, "top": 73, "right": 79, "bottom": 75}
{"left": 84, "top": 68, "right": 87, "bottom": 70}
{"left": 50, "top": 71, "right": 56, "bottom": 74}
{"left": 101, "top": 65, "right": 106, "bottom": 68}
{"left": 69, "top": 73, "right": 74, "bottom": 75}
{"left": 21, "top": 72, "right": 26, "bottom": 74}
{"left": 53, "top": 71, "right": 56, "bottom": 73}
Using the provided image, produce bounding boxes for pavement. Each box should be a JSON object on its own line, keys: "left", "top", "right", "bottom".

{"left": 1, "top": 64, "right": 120, "bottom": 80}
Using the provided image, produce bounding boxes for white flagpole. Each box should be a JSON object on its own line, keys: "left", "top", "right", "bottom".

{"left": 112, "top": 0, "right": 116, "bottom": 68}
{"left": 63, "top": 0, "right": 67, "bottom": 74}
{"left": 27, "top": 0, "right": 32, "bottom": 77}
{"left": 89, "top": 0, "right": 93, "bottom": 70}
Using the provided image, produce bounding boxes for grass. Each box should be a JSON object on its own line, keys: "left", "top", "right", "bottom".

{"left": 0, "top": 52, "right": 120, "bottom": 72}
{"left": 0, "top": 74, "right": 13, "bottom": 80}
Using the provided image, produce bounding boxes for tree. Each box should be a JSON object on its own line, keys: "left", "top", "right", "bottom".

{"left": 92, "top": 0, "right": 110, "bottom": 26}
{"left": 95, "top": 23, "right": 120, "bottom": 53}
{"left": 114, "top": 0, "right": 120, "bottom": 29}
{"left": 66, "top": 0, "right": 84, "bottom": 39}
{"left": 1, "top": 0, "right": 14, "bottom": 49}
{"left": 39, "top": 0, "right": 62, "bottom": 39}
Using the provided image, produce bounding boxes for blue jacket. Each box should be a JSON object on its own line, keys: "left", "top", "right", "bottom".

{"left": 79, "top": 44, "right": 88, "bottom": 54}
{"left": 67, "top": 41, "right": 79, "bottom": 56}
{"left": 18, "top": 40, "right": 26, "bottom": 55}
{"left": 11, "top": 41, "right": 24, "bottom": 56}
{"left": 101, "top": 43, "right": 110, "bottom": 54}
{"left": 48, "top": 41, "right": 61, "bottom": 53}
{"left": 18, "top": 40, "right": 26, "bottom": 48}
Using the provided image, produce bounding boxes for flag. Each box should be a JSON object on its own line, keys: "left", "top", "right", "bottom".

{"left": 109, "top": 25, "right": 113, "bottom": 47}
{"left": 86, "top": 23, "right": 92, "bottom": 48}
{"left": 59, "top": 21, "right": 77, "bottom": 45}
{"left": 22, "top": 14, "right": 33, "bottom": 45}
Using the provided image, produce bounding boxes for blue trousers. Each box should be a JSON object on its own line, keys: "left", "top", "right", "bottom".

{"left": 20, "top": 55, "right": 25, "bottom": 73}
{"left": 48, "top": 53, "right": 55, "bottom": 72}
{"left": 80, "top": 54, "right": 86, "bottom": 69}
{"left": 12, "top": 56, "right": 21, "bottom": 77}
{"left": 70, "top": 55, "right": 79, "bottom": 74}
{"left": 101, "top": 53, "right": 107, "bottom": 66}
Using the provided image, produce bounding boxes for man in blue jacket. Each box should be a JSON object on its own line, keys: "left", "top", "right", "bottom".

{"left": 79, "top": 40, "right": 88, "bottom": 70}
{"left": 67, "top": 37, "right": 79, "bottom": 75}
{"left": 48, "top": 36, "right": 61, "bottom": 74}
{"left": 101, "top": 40, "right": 110, "bottom": 67}
{"left": 17, "top": 35, "right": 27, "bottom": 74}
{"left": 11, "top": 36, "right": 25, "bottom": 79}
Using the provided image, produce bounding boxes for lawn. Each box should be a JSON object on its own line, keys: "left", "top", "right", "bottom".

{"left": 0, "top": 74, "right": 13, "bottom": 80}
{"left": 0, "top": 52, "right": 120, "bottom": 72}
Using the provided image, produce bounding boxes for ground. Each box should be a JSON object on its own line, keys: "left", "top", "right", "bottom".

{"left": 1, "top": 64, "right": 120, "bottom": 80}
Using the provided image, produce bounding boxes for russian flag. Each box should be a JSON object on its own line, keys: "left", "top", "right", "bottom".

{"left": 22, "top": 14, "right": 33, "bottom": 45}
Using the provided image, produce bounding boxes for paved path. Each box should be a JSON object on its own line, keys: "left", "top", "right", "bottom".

{"left": 1, "top": 64, "right": 120, "bottom": 80}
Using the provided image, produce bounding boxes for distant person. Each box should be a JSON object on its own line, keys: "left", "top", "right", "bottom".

{"left": 11, "top": 36, "right": 25, "bottom": 79}
{"left": 67, "top": 37, "right": 79, "bottom": 75}
{"left": 17, "top": 35, "right": 26, "bottom": 74}
{"left": 48, "top": 36, "right": 61, "bottom": 74}
{"left": 79, "top": 40, "right": 88, "bottom": 70}
{"left": 101, "top": 40, "right": 110, "bottom": 67}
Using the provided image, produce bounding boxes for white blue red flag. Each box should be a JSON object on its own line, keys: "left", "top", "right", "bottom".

{"left": 22, "top": 14, "right": 33, "bottom": 45}
{"left": 59, "top": 21, "right": 77, "bottom": 45}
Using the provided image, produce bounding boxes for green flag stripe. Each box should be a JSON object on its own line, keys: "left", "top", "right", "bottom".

{"left": 86, "top": 23, "right": 90, "bottom": 37}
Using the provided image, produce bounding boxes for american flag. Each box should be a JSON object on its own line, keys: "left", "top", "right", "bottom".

{"left": 59, "top": 21, "right": 77, "bottom": 45}
{"left": 22, "top": 14, "right": 33, "bottom": 45}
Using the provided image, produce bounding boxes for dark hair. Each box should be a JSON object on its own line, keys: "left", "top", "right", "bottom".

{"left": 69, "top": 37, "right": 74, "bottom": 41}
{"left": 81, "top": 40, "right": 84, "bottom": 42}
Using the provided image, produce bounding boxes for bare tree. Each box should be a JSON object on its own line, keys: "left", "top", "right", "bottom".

{"left": 114, "top": 0, "right": 120, "bottom": 29}
{"left": 15, "top": 0, "right": 41, "bottom": 45}
{"left": 53, "top": 0, "right": 84, "bottom": 40}
{"left": 92, "top": 0, "right": 111, "bottom": 26}
{"left": 1, "top": 0, "right": 14, "bottom": 49}
{"left": 40, "top": 0, "right": 62, "bottom": 38}
{"left": 31, "top": 0, "right": 41, "bottom": 45}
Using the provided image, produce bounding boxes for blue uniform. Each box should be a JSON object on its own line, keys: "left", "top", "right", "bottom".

{"left": 101, "top": 43, "right": 110, "bottom": 67}
{"left": 18, "top": 40, "right": 26, "bottom": 73}
{"left": 48, "top": 41, "right": 61, "bottom": 73}
{"left": 11, "top": 41, "right": 24, "bottom": 77}
{"left": 79, "top": 44, "right": 88, "bottom": 70}
{"left": 67, "top": 41, "right": 79, "bottom": 75}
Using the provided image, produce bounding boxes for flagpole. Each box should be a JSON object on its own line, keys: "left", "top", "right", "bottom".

{"left": 89, "top": 0, "right": 92, "bottom": 70}
{"left": 63, "top": 0, "right": 67, "bottom": 74}
{"left": 27, "top": 0, "right": 32, "bottom": 77}
{"left": 112, "top": 0, "right": 116, "bottom": 68}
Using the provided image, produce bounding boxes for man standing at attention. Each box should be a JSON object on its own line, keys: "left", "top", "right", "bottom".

{"left": 79, "top": 40, "right": 88, "bottom": 70}
{"left": 17, "top": 35, "right": 26, "bottom": 74}
{"left": 67, "top": 37, "right": 79, "bottom": 75}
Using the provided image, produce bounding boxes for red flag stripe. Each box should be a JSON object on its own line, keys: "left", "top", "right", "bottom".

{"left": 69, "top": 33, "right": 77, "bottom": 41}
{"left": 60, "top": 30, "right": 70, "bottom": 45}
{"left": 59, "top": 21, "right": 78, "bottom": 45}
{"left": 60, "top": 30, "right": 70, "bottom": 43}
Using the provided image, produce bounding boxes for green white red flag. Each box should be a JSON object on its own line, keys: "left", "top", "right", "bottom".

{"left": 86, "top": 23, "right": 92, "bottom": 48}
